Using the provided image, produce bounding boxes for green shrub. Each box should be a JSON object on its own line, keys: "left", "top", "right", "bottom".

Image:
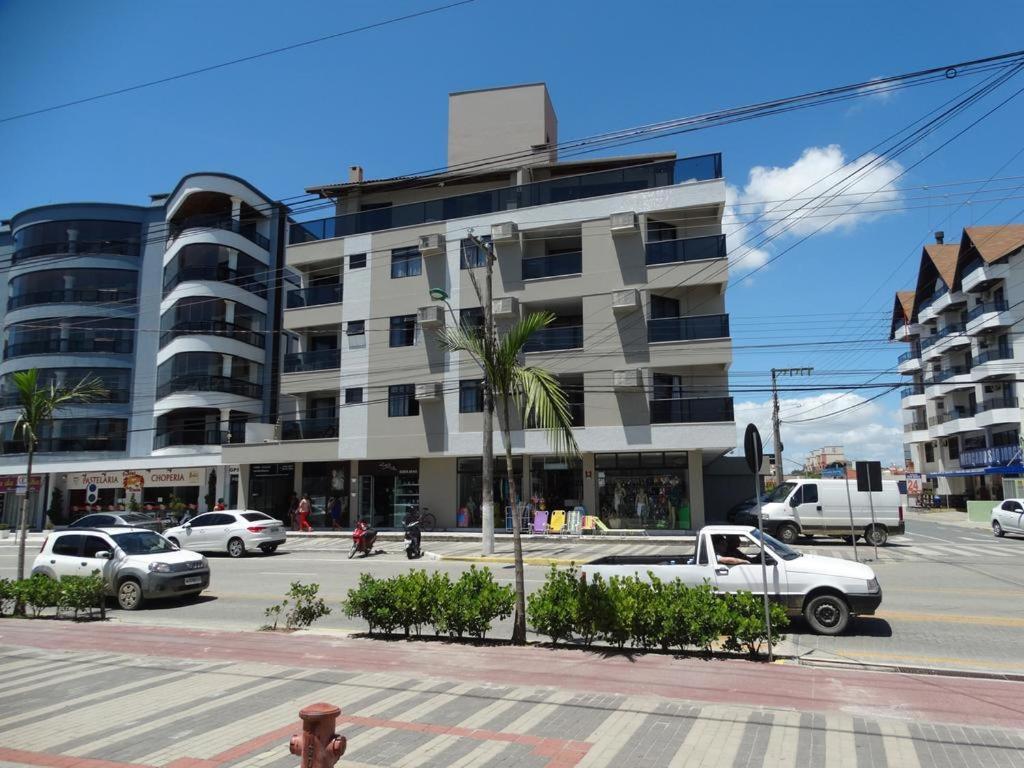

{"left": 264, "top": 581, "right": 331, "bottom": 630}
{"left": 343, "top": 573, "right": 401, "bottom": 635}
{"left": 680, "top": 582, "right": 728, "bottom": 653}
{"left": 595, "top": 576, "right": 636, "bottom": 648}
{"left": 527, "top": 565, "right": 579, "bottom": 645}
{"left": 15, "top": 575, "right": 61, "bottom": 617}
{"left": 392, "top": 570, "right": 444, "bottom": 637}
{"left": 721, "top": 591, "right": 789, "bottom": 657}
{"left": 58, "top": 573, "right": 107, "bottom": 619}
{"left": 0, "top": 577, "right": 13, "bottom": 617}
{"left": 435, "top": 566, "right": 513, "bottom": 640}
{"left": 574, "top": 573, "right": 609, "bottom": 647}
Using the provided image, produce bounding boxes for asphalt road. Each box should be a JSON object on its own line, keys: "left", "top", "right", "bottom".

{"left": 2, "top": 513, "right": 1022, "bottom": 674}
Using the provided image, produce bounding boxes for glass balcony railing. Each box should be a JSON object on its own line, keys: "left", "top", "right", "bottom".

{"left": 897, "top": 349, "right": 920, "bottom": 363}
{"left": 0, "top": 388, "right": 130, "bottom": 408}
{"left": 159, "top": 321, "right": 266, "bottom": 349}
{"left": 648, "top": 313, "right": 729, "bottom": 343}
{"left": 153, "top": 429, "right": 230, "bottom": 450}
{"left": 286, "top": 283, "right": 345, "bottom": 308}
{"left": 900, "top": 385, "right": 925, "bottom": 398}
{"left": 977, "top": 396, "right": 1017, "bottom": 412}
{"left": 918, "top": 285, "right": 949, "bottom": 313}
{"left": 926, "top": 365, "right": 969, "bottom": 384}
{"left": 7, "top": 288, "right": 137, "bottom": 311}
{"left": 974, "top": 349, "right": 1013, "bottom": 365}
{"left": 903, "top": 420, "right": 928, "bottom": 432}
{"left": 163, "top": 266, "right": 267, "bottom": 297}
{"left": 12, "top": 239, "right": 140, "bottom": 264}
{"left": 282, "top": 415, "right": 339, "bottom": 440}
{"left": 645, "top": 234, "right": 727, "bottom": 266}
{"left": 938, "top": 407, "right": 977, "bottom": 424}
{"left": 168, "top": 215, "right": 270, "bottom": 250}
{"left": 522, "top": 252, "right": 582, "bottom": 280}
{"left": 962, "top": 257, "right": 985, "bottom": 281}
{"left": 290, "top": 154, "right": 723, "bottom": 243}
{"left": 967, "top": 300, "right": 1009, "bottom": 321}
{"left": 523, "top": 326, "right": 583, "bottom": 353}
{"left": 650, "top": 396, "right": 734, "bottom": 424}
{"left": 284, "top": 348, "right": 341, "bottom": 373}
{"left": 155, "top": 375, "right": 262, "bottom": 400}
{"left": 4, "top": 338, "right": 133, "bottom": 359}
{"left": 2, "top": 434, "right": 127, "bottom": 454}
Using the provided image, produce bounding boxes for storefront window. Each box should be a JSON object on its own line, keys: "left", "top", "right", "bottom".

{"left": 356, "top": 459, "right": 418, "bottom": 529}
{"left": 528, "top": 457, "right": 583, "bottom": 511}
{"left": 457, "top": 457, "right": 522, "bottom": 527}
{"left": 596, "top": 452, "right": 690, "bottom": 529}
{"left": 303, "top": 462, "right": 349, "bottom": 526}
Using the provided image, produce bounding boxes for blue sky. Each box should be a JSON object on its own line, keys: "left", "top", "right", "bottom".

{"left": 4, "top": 0, "right": 1024, "bottom": 466}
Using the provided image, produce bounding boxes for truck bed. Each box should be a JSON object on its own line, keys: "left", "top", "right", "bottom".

{"left": 587, "top": 553, "right": 695, "bottom": 566}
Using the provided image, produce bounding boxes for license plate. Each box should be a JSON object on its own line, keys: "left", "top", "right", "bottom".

{"left": 184, "top": 576, "right": 203, "bottom": 586}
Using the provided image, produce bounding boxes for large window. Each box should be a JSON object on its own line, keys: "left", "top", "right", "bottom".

{"left": 8, "top": 269, "right": 137, "bottom": 310}
{"left": 13, "top": 219, "right": 141, "bottom": 263}
{"left": 388, "top": 384, "right": 419, "bottom": 417}
{"left": 459, "top": 380, "right": 484, "bottom": 413}
{"left": 159, "top": 297, "right": 266, "bottom": 348}
{"left": 461, "top": 236, "right": 490, "bottom": 269}
{"left": 156, "top": 352, "right": 263, "bottom": 399}
{"left": 0, "top": 368, "right": 131, "bottom": 407}
{"left": 390, "top": 247, "right": 422, "bottom": 279}
{"left": 4, "top": 317, "right": 134, "bottom": 358}
{"left": 1, "top": 418, "right": 128, "bottom": 454}
{"left": 389, "top": 315, "right": 417, "bottom": 347}
{"left": 596, "top": 452, "right": 689, "bottom": 529}
{"left": 162, "top": 243, "right": 267, "bottom": 296}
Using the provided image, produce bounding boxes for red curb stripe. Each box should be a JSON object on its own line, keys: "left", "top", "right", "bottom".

{"left": 207, "top": 722, "right": 300, "bottom": 764}
{"left": 0, "top": 749, "right": 154, "bottom": 768}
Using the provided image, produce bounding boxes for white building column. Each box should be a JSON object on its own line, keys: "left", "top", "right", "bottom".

{"left": 230, "top": 196, "right": 242, "bottom": 222}
{"left": 687, "top": 449, "right": 705, "bottom": 531}
{"left": 237, "top": 464, "right": 250, "bottom": 509}
{"left": 220, "top": 408, "right": 232, "bottom": 442}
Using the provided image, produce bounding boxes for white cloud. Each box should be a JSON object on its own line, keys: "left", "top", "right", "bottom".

{"left": 724, "top": 145, "right": 904, "bottom": 278}
{"left": 732, "top": 392, "right": 905, "bottom": 467}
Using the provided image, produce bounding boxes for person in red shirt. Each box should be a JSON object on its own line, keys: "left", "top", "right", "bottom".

{"left": 297, "top": 494, "right": 313, "bottom": 532}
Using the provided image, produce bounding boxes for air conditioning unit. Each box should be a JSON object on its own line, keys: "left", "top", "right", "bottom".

{"left": 419, "top": 233, "right": 445, "bottom": 257}
{"left": 609, "top": 211, "right": 638, "bottom": 235}
{"left": 613, "top": 368, "right": 643, "bottom": 389}
{"left": 416, "top": 305, "right": 444, "bottom": 327}
{"left": 415, "top": 382, "right": 442, "bottom": 401}
{"left": 491, "top": 221, "right": 518, "bottom": 242}
{"left": 492, "top": 296, "right": 519, "bottom": 318}
{"left": 612, "top": 288, "right": 640, "bottom": 313}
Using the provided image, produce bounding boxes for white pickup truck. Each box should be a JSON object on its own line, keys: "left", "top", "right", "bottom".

{"left": 580, "top": 525, "right": 881, "bottom": 635}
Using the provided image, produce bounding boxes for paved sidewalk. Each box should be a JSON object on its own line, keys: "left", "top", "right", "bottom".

{"left": 2, "top": 622, "right": 1024, "bottom": 767}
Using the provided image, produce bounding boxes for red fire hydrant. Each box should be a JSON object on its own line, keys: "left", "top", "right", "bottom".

{"left": 289, "top": 702, "right": 347, "bottom": 768}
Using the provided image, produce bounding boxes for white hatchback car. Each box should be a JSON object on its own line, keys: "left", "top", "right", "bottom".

{"left": 32, "top": 527, "right": 209, "bottom": 610}
{"left": 163, "top": 510, "right": 287, "bottom": 557}
{"left": 991, "top": 498, "right": 1024, "bottom": 538}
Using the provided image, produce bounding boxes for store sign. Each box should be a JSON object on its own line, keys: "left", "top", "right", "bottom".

{"left": 0, "top": 475, "right": 42, "bottom": 493}
{"left": 67, "top": 468, "right": 203, "bottom": 490}
{"left": 251, "top": 463, "right": 295, "bottom": 477}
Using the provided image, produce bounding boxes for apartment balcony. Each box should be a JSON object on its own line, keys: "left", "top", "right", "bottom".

{"left": 4, "top": 337, "right": 133, "bottom": 359}
{"left": 156, "top": 375, "right": 263, "bottom": 402}
{"left": 648, "top": 313, "right": 729, "bottom": 344}
{"left": 892, "top": 323, "right": 922, "bottom": 342}
{"left": 168, "top": 215, "right": 270, "bottom": 251}
{"left": 286, "top": 284, "right": 344, "bottom": 309}
{"left": 928, "top": 322, "right": 967, "bottom": 357}
{"left": 2, "top": 433, "right": 127, "bottom": 454}
{"left": 523, "top": 325, "right": 583, "bottom": 354}
{"left": 902, "top": 419, "right": 929, "bottom": 444}
{"left": 522, "top": 252, "right": 583, "bottom": 281}
{"left": 283, "top": 348, "right": 341, "bottom": 373}
{"left": 163, "top": 265, "right": 267, "bottom": 298}
{"left": 975, "top": 396, "right": 1019, "bottom": 429}
{"left": 971, "top": 349, "right": 1014, "bottom": 380}
{"left": 920, "top": 334, "right": 944, "bottom": 362}
{"left": 645, "top": 234, "right": 727, "bottom": 267}
{"left": 935, "top": 407, "right": 978, "bottom": 437}
{"left": 289, "top": 153, "right": 723, "bottom": 243}
{"left": 961, "top": 443, "right": 1021, "bottom": 469}
{"left": 925, "top": 366, "right": 973, "bottom": 398}
{"left": 159, "top": 320, "right": 266, "bottom": 349}
{"left": 966, "top": 300, "right": 1014, "bottom": 335}
{"left": 281, "top": 415, "right": 339, "bottom": 441}
{"left": 897, "top": 348, "right": 921, "bottom": 373}
{"left": 7, "top": 288, "right": 137, "bottom": 311}
{"left": 0, "top": 388, "right": 131, "bottom": 409}
{"left": 649, "top": 396, "right": 734, "bottom": 424}
{"left": 900, "top": 384, "right": 926, "bottom": 408}
{"left": 916, "top": 289, "right": 946, "bottom": 324}
{"left": 961, "top": 257, "right": 1010, "bottom": 293}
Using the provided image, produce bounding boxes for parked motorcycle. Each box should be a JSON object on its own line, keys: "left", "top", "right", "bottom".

{"left": 404, "top": 505, "right": 422, "bottom": 560}
{"left": 348, "top": 520, "right": 377, "bottom": 558}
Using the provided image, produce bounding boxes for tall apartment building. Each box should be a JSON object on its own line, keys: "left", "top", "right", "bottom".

{"left": 0, "top": 173, "right": 290, "bottom": 527}
{"left": 225, "top": 83, "right": 736, "bottom": 531}
{"left": 892, "top": 226, "right": 1024, "bottom": 503}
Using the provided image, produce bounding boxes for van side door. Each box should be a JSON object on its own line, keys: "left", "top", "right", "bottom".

{"left": 793, "top": 483, "right": 823, "bottom": 533}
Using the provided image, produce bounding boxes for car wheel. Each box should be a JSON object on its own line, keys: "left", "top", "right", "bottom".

{"left": 117, "top": 579, "right": 144, "bottom": 611}
{"left": 227, "top": 538, "right": 246, "bottom": 558}
{"left": 864, "top": 525, "right": 888, "bottom": 546}
{"left": 167, "top": 537, "right": 180, "bottom": 548}
{"left": 259, "top": 544, "right": 278, "bottom": 554}
{"left": 776, "top": 523, "right": 799, "bottom": 545}
{"left": 804, "top": 593, "right": 850, "bottom": 635}
{"left": 993, "top": 520, "right": 1005, "bottom": 538}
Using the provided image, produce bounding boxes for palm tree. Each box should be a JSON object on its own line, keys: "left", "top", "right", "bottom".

{"left": 11, "top": 369, "right": 107, "bottom": 580}
{"left": 438, "top": 311, "right": 579, "bottom": 644}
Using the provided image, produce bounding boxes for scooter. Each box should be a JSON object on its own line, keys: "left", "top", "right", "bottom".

{"left": 348, "top": 520, "right": 377, "bottom": 559}
{"left": 404, "top": 512, "right": 422, "bottom": 560}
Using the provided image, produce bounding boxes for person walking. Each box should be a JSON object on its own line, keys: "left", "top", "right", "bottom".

{"left": 287, "top": 493, "right": 299, "bottom": 531}
{"left": 297, "top": 493, "right": 313, "bottom": 532}
{"left": 329, "top": 496, "right": 342, "bottom": 530}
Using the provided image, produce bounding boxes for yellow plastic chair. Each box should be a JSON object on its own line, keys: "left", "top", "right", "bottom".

{"left": 548, "top": 509, "right": 566, "bottom": 535}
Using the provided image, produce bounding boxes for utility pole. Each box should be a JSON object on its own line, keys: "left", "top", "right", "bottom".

{"left": 771, "top": 367, "right": 813, "bottom": 486}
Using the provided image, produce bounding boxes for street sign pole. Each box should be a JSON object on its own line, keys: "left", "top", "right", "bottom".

{"left": 842, "top": 465, "right": 858, "bottom": 562}
{"left": 868, "top": 492, "right": 879, "bottom": 561}
{"left": 744, "top": 423, "right": 773, "bottom": 663}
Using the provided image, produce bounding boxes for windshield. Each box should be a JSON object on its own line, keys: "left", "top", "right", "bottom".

{"left": 750, "top": 529, "right": 802, "bottom": 560}
{"left": 764, "top": 482, "right": 796, "bottom": 504}
{"left": 111, "top": 531, "right": 178, "bottom": 555}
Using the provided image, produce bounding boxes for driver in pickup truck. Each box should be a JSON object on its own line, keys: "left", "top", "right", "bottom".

{"left": 713, "top": 535, "right": 754, "bottom": 566}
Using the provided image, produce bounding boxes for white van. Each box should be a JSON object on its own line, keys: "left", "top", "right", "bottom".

{"left": 736, "top": 478, "right": 904, "bottom": 546}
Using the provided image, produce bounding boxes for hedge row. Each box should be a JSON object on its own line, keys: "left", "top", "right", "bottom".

{"left": 527, "top": 566, "right": 787, "bottom": 657}
{"left": 0, "top": 574, "right": 107, "bottom": 620}
{"left": 344, "top": 566, "right": 514, "bottom": 640}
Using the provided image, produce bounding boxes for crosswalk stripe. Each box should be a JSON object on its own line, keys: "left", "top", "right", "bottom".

{"left": 879, "top": 719, "right": 921, "bottom": 768}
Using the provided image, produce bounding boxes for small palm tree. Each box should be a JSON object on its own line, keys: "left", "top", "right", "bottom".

{"left": 438, "top": 311, "right": 579, "bottom": 644}
{"left": 11, "top": 369, "right": 107, "bottom": 580}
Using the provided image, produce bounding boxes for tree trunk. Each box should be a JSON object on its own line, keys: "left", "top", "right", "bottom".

{"left": 498, "top": 395, "right": 527, "bottom": 644}
{"left": 16, "top": 445, "right": 34, "bottom": 582}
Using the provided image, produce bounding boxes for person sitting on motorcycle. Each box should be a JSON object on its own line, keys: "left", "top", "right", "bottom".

{"left": 404, "top": 505, "right": 422, "bottom": 553}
